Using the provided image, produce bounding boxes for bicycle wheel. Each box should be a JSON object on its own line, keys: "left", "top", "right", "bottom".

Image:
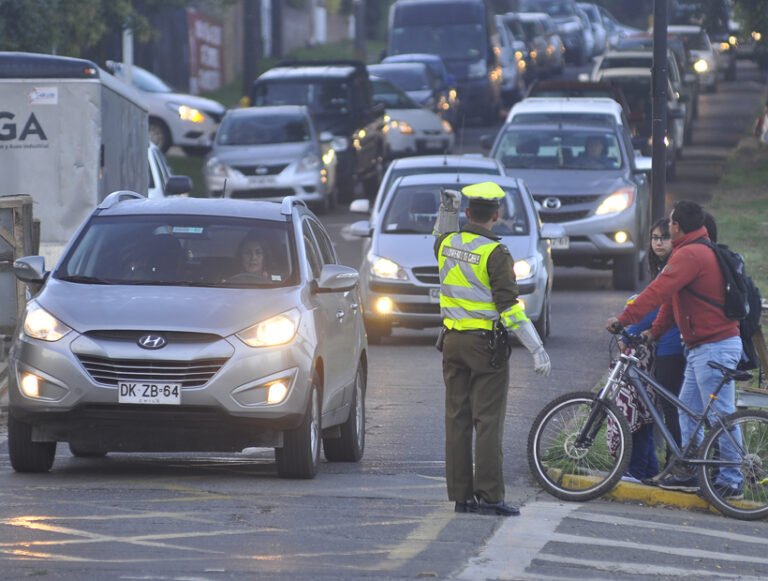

{"left": 698, "top": 409, "right": 768, "bottom": 520}
{"left": 527, "top": 391, "right": 632, "bottom": 501}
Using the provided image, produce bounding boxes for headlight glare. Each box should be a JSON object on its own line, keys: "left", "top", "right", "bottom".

{"left": 371, "top": 256, "right": 407, "bottom": 280}
{"left": 176, "top": 104, "right": 206, "bottom": 123}
{"left": 513, "top": 258, "right": 535, "bottom": 280}
{"left": 694, "top": 59, "right": 709, "bottom": 73}
{"left": 23, "top": 304, "right": 71, "bottom": 341}
{"left": 595, "top": 188, "right": 635, "bottom": 215}
{"left": 237, "top": 310, "right": 300, "bottom": 347}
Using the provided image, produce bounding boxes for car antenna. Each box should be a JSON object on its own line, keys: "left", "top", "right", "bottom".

{"left": 222, "top": 178, "right": 228, "bottom": 198}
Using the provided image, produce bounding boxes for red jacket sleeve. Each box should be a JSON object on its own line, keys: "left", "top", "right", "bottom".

{"left": 616, "top": 246, "right": 700, "bottom": 329}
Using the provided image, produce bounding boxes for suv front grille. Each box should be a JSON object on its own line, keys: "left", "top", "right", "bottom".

{"left": 412, "top": 267, "right": 439, "bottom": 284}
{"left": 532, "top": 195, "right": 600, "bottom": 206}
{"left": 540, "top": 210, "right": 591, "bottom": 223}
{"left": 77, "top": 356, "right": 227, "bottom": 388}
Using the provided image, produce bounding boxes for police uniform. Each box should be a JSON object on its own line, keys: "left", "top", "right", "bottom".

{"left": 433, "top": 182, "right": 540, "bottom": 515}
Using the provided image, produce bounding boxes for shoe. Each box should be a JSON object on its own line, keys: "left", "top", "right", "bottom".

{"left": 711, "top": 483, "right": 744, "bottom": 500}
{"left": 621, "top": 473, "right": 641, "bottom": 484}
{"left": 641, "top": 477, "right": 659, "bottom": 487}
{"left": 657, "top": 474, "right": 700, "bottom": 493}
{"left": 476, "top": 498, "right": 520, "bottom": 517}
{"left": 454, "top": 499, "right": 478, "bottom": 513}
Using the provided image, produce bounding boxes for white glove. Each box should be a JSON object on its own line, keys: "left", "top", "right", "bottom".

{"left": 511, "top": 320, "right": 551, "bottom": 377}
{"left": 433, "top": 188, "right": 462, "bottom": 236}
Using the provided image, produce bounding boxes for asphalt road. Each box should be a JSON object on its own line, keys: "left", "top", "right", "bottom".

{"left": 0, "top": 60, "right": 766, "bottom": 580}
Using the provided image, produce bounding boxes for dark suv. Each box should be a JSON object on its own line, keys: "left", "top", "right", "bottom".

{"left": 250, "top": 60, "right": 386, "bottom": 201}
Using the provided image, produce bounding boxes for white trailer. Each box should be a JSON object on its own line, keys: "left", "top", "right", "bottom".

{"left": 0, "top": 52, "right": 148, "bottom": 263}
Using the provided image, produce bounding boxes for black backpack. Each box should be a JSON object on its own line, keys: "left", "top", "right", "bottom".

{"left": 685, "top": 239, "right": 762, "bottom": 371}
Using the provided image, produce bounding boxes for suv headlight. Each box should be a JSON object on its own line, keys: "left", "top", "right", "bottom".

{"left": 167, "top": 102, "right": 206, "bottom": 123}
{"left": 237, "top": 309, "right": 300, "bottom": 348}
{"left": 370, "top": 254, "right": 408, "bottom": 281}
{"left": 468, "top": 59, "right": 487, "bottom": 79}
{"left": 204, "top": 157, "right": 230, "bottom": 177}
{"left": 513, "top": 258, "right": 536, "bottom": 281}
{"left": 297, "top": 153, "right": 320, "bottom": 172}
{"left": 23, "top": 302, "right": 71, "bottom": 342}
{"left": 596, "top": 188, "right": 635, "bottom": 215}
{"left": 694, "top": 58, "right": 709, "bottom": 73}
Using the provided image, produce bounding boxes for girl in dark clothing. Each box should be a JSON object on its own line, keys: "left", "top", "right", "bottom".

{"left": 626, "top": 218, "right": 686, "bottom": 474}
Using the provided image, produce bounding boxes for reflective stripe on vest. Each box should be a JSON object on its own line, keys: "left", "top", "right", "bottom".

{"left": 438, "top": 232, "right": 499, "bottom": 331}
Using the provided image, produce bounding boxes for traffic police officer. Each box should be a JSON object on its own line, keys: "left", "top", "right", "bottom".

{"left": 433, "top": 181, "right": 551, "bottom": 516}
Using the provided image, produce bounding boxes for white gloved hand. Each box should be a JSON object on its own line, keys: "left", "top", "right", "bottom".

{"left": 532, "top": 347, "right": 551, "bottom": 377}
{"left": 511, "top": 319, "right": 551, "bottom": 377}
{"left": 434, "top": 188, "right": 462, "bottom": 236}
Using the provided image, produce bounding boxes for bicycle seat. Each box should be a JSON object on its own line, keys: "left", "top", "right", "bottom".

{"left": 707, "top": 361, "right": 752, "bottom": 382}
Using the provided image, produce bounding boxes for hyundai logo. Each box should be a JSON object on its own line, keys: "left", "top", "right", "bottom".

{"left": 137, "top": 334, "right": 167, "bottom": 349}
{"left": 543, "top": 197, "right": 562, "bottom": 210}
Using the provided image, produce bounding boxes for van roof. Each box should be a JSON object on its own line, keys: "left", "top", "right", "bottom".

{"left": 506, "top": 97, "right": 625, "bottom": 124}
{"left": 0, "top": 52, "right": 100, "bottom": 79}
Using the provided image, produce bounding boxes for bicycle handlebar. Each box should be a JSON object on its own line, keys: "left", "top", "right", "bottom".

{"left": 608, "top": 322, "right": 647, "bottom": 349}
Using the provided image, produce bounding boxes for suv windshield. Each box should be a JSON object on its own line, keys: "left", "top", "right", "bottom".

{"left": 253, "top": 80, "right": 351, "bottom": 118}
{"left": 518, "top": 0, "right": 575, "bottom": 17}
{"left": 493, "top": 127, "right": 624, "bottom": 170}
{"left": 217, "top": 114, "right": 310, "bottom": 146}
{"left": 57, "top": 215, "right": 299, "bottom": 288}
{"left": 381, "top": 185, "right": 528, "bottom": 236}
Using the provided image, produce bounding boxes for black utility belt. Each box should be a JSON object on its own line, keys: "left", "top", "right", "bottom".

{"left": 446, "top": 328, "right": 492, "bottom": 338}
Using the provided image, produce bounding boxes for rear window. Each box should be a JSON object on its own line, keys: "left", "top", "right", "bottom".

{"left": 57, "top": 215, "right": 299, "bottom": 288}
{"left": 511, "top": 112, "right": 617, "bottom": 126}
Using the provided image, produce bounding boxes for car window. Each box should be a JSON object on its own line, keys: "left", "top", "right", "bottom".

{"left": 307, "top": 219, "right": 337, "bottom": 265}
{"left": 368, "top": 66, "right": 431, "bottom": 92}
{"left": 511, "top": 112, "right": 618, "bottom": 126}
{"left": 217, "top": 113, "right": 310, "bottom": 145}
{"left": 380, "top": 184, "right": 528, "bottom": 236}
{"left": 371, "top": 79, "right": 419, "bottom": 109}
{"left": 253, "top": 80, "right": 351, "bottom": 117}
{"left": 57, "top": 215, "right": 298, "bottom": 288}
{"left": 493, "top": 128, "right": 624, "bottom": 170}
{"left": 302, "top": 221, "right": 324, "bottom": 278}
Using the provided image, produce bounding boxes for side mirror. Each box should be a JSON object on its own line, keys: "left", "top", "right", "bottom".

{"left": 165, "top": 175, "right": 193, "bottom": 196}
{"left": 14, "top": 256, "right": 47, "bottom": 284}
{"left": 479, "top": 134, "right": 494, "bottom": 150}
{"left": 349, "top": 199, "right": 370, "bottom": 214}
{"left": 349, "top": 220, "right": 373, "bottom": 237}
{"left": 314, "top": 264, "right": 359, "bottom": 293}
{"left": 540, "top": 223, "right": 566, "bottom": 240}
{"left": 319, "top": 131, "right": 334, "bottom": 142}
{"left": 634, "top": 156, "right": 653, "bottom": 173}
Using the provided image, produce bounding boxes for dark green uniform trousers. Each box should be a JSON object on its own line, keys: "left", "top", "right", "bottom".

{"left": 442, "top": 330, "right": 509, "bottom": 504}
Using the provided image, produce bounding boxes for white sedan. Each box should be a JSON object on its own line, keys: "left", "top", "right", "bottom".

{"left": 370, "top": 76, "right": 454, "bottom": 161}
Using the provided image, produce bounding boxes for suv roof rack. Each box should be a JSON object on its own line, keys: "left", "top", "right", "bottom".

{"left": 275, "top": 59, "right": 367, "bottom": 77}
{"left": 98, "top": 190, "right": 144, "bottom": 210}
{"left": 280, "top": 196, "right": 308, "bottom": 215}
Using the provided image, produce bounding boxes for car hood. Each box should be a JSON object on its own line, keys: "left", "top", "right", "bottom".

{"left": 373, "top": 232, "right": 534, "bottom": 270}
{"left": 160, "top": 91, "right": 226, "bottom": 114}
{"left": 385, "top": 108, "right": 445, "bottom": 131}
{"left": 37, "top": 282, "right": 301, "bottom": 336}
{"left": 501, "top": 168, "right": 629, "bottom": 196}
{"left": 211, "top": 142, "right": 312, "bottom": 165}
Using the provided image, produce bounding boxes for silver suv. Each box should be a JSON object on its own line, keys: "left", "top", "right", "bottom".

{"left": 8, "top": 193, "right": 367, "bottom": 479}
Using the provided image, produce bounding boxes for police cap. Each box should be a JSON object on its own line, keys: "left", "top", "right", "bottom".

{"left": 462, "top": 182, "right": 505, "bottom": 207}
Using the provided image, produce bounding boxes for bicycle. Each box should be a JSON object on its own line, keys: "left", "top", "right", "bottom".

{"left": 527, "top": 326, "right": 768, "bottom": 520}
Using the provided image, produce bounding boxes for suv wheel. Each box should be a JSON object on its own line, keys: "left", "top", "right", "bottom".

{"left": 8, "top": 413, "right": 56, "bottom": 473}
{"left": 612, "top": 250, "right": 640, "bottom": 291}
{"left": 149, "top": 118, "right": 172, "bottom": 153}
{"left": 276, "top": 382, "right": 320, "bottom": 479}
{"left": 323, "top": 361, "right": 366, "bottom": 462}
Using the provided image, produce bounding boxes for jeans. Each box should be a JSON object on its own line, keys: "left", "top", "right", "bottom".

{"left": 679, "top": 336, "right": 743, "bottom": 487}
{"left": 628, "top": 423, "right": 659, "bottom": 479}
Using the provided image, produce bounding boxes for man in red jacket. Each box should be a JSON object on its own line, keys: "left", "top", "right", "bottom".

{"left": 606, "top": 200, "right": 743, "bottom": 498}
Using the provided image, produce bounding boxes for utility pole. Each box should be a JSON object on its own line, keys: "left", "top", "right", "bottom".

{"left": 651, "top": 0, "right": 668, "bottom": 222}
{"left": 307, "top": 0, "right": 316, "bottom": 46}
{"left": 354, "top": 0, "right": 366, "bottom": 63}
{"left": 242, "top": 0, "right": 261, "bottom": 102}
{"left": 272, "top": 0, "right": 282, "bottom": 59}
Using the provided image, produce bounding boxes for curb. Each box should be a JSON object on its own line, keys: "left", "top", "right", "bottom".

{"left": 604, "top": 480, "right": 715, "bottom": 514}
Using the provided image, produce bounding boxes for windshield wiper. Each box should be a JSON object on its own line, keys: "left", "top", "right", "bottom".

{"left": 57, "top": 275, "right": 115, "bottom": 285}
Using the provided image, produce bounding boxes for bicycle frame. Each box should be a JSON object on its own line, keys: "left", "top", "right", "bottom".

{"left": 590, "top": 352, "right": 743, "bottom": 469}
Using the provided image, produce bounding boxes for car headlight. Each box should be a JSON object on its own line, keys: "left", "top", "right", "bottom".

{"left": 390, "top": 120, "right": 414, "bottom": 134}
{"left": 370, "top": 255, "right": 408, "bottom": 280}
{"left": 595, "top": 188, "right": 635, "bottom": 215}
{"left": 297, "top": 153, "right": 320, "bottom": 172}
{"left": 167, "top": 102, "right": 206, "bottom": 123}
{"left": 441, "top": 120, "right": 453, "bottom": 134}
{"left": 23, "top": 303, "right": 71, "bottom": 342}
{"left": 693, "top": 58, "right": 709, "bottom": 73}
{"left": 513, "top": 258, "right": 536, "bottom": 281}
{"left": 237, "top": 309, "right": 300, "bottom": 348}
{"left": 468, "top": 59, "right": 487, "bottom": 79}
{"left": 204, "top": 157, "right": 230, "bottom": 177}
